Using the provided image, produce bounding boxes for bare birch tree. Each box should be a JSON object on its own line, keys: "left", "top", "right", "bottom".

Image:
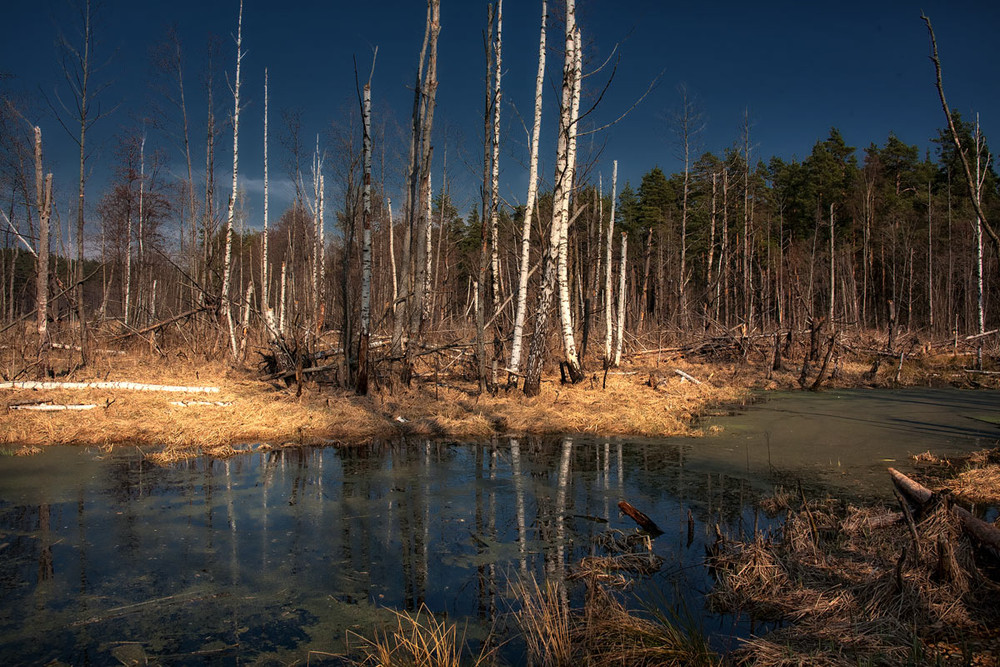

{"left": 507, "top": 0, "right": 546, "bottom": 381}
{"left": 409, "top": 0, "right": 440, "bottom": 343}
{"left": 974, "top": 115, "right": 990, "bottom": 369}
{"left": 475, "top": 2, "right": 494, "bottom": 393}
{"left": 357, "top": 52, "right": 376, "bottom": 395}
{"left": 613, "top": 231, "right": 627, "bottom": 367}
{"left": 555, "top": 22, "right": 584, "bottom": 382}
{"left": 220, "top": 0, "right": 244, "bottom": 359}
{"left": 262, "top": 67, "right": 269, "bottom": 311}
{"left": 524, "top": 0, "right": 582, "bottom": 395}
{"left": 489, "top": 0, "right": 503, "bottom": 313}
{"left": 53, "top": 0, "right": 114, "bottom": 360}
{"left": 603, "top": 159, "right": 616, "bottom": 365}
{"left": 34, "top": 127, "right": 52, "bottom": 370}
{"left": 391, "top": 0, "right": 433, "bottom": 359}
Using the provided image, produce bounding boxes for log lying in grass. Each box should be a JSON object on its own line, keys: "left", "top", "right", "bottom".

{"left": 674, "top": 369, "right": 702, "bottom": 385}
{"left": 888, "top": 467, "right": 1000, "bottom": 557}
{"left": 9, "top": 402, "right": 97, "bottom": 411}
{"left": 0, "top": 381, "right": 220, "bottom": 393}
{"left": 617, "top": 500, "right": 663, "bottom": 535}
{"left": 168, "top": 401, "right": 234, "bottom": 407}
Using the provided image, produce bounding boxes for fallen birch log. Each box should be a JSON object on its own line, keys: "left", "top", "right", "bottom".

{"left": 9, "top": 402, "right": 97, "bottom": 411}
{"left": 674, "top": 369, "right": 702, "bottom": 385}
{"left": 169, "top": 401, "right": 234, "bottom": 407}
{"left": 0, "top": 381, "right": 220, "bottom": 394}
{"left": 888, "top": 467, "right": 1000, "bottom": 557}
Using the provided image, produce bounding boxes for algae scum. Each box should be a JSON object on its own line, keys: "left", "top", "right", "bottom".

{"left": 0, "top": 388, "right": 997, "bottom": 664}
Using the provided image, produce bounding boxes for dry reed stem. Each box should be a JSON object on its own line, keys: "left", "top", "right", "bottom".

{"left": 345, "top": 603, "right": 496, "bottom": 667}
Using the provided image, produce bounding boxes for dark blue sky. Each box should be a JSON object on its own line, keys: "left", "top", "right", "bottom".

{"left": 2, "top": 0, "right": 998, "bottom": 235}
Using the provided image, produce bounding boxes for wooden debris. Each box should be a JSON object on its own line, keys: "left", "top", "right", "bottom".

{"left": 674, "top": 368, "right": 702, "bottom": 385}
{"left": 617, "top": 500, "right": 662, "bottom": 535}
{"left": 168, "top": 401, "right": 234, "bottom": 407}
{"left": 1, "top": 381, "right": 220, "bottom": 393}
{"left": 889, "top": 467, "right": 1000, "bottom": 558}
{"left": 9, "top": 402, "right": 97, "bottom": 411}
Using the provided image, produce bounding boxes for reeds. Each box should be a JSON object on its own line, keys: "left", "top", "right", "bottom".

{"left": 711, "top": 493, "right": 1000, "bottom": 665}
{"left": 511, "top": 569, "right": 719, "bottom": 667}
{"left": 345, "top": 604, "right": 497, "bottom": 667}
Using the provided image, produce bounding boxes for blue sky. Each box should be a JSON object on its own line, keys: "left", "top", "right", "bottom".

{"left": 2, "top": 0, "right": 998, "bottom": 237}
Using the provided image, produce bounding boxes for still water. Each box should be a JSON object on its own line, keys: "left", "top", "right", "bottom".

{"left": 1, "top": 388, "right": 997, "bottom": 664}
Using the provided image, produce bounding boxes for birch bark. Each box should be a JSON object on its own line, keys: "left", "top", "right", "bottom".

{"left": 357, "top": 64, "right": 374, "bottom": 395}
{"left": 603, "top": 160, "right": 616, "bottom": 366}
{"left": 613, "top": 232, "right": 627, "bottom": 367}
{"left": 523, "top": 0, "right": 581, "bottom": 394}
{"left": 220, "top": 0, "right": 243, "bottom": 359}
{"left": 262, "top": 68, "right": 269, "bottom": 310}
{"left": 507, "top": 0, "right": 546, "bottom": 379}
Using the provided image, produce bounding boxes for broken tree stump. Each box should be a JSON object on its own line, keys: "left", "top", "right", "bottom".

{"left": 618, "top": 500, "right": 663, "bottom": 535}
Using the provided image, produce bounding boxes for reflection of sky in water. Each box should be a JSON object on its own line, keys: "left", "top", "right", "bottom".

{"left": 0, "top": 438, "right": 763, "bottom": 663}
{"left": 0, "top": 388, "right": 996, "bottom": 663}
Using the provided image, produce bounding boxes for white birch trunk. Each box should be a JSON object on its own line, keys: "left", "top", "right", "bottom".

{"left": 34, "top": 128, "right": 51, "bottom": 347}
{"left": 387, "top": 198, "right": 397, "bottom": 313}
{"left": 603, "top": 160, "right": 617, "bottom": 365}
{"left": 318, "top": 171, "right": 326, "bottom": 327}
{"left": 279, "top": 259, "right": 287, "bottom": 334}
{"left": 262, "top": 68, "right": 269, "bottom": 310}
{"left": 220, "top": 0, "right": 243, "bottom": 359}
{"left": 523, "top": 0, "right": 581, "bottom": 393}
{"left": 410, "top": 0, "right": 440, "bottom": 340}
{"left": 555, "top": 23, "right": 582, "bottom": 379}
{"left": 2, "top": 381, "right": 220, "bottom": 393}
{"left": 489, "top": 0, "right": 503, "bottom": 312}
{"left": 138, "top": 132, "right": 145, "bottom": 323}
{"left": 975, "top": 115, "right": 988, "bottom": 369}
{"left": 425, "top": 170, "right": 433, "bottom": 322}
{"left": 507, "top": 0, "right": 546, "bottom": 376}
{"left": 613, "top": 232, "right": 627, "bottom": 367}
{"left": 829, "top": 203, "right": 835, "bottom": 327}
{"left": 357, "top": 72, "right": 374, "bottom": 395}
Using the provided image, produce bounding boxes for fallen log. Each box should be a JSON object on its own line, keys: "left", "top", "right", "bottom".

{"left": 9, "top": 402, "right": 97, "bottom": 411}
{"left": 617, "top": 500, "right": 663, "bottom": 535}
{"left": 888, "top": 467, "right": 1000, "bottom": 557}
{"left": 110, "top": 306, "right": 212, "bottom": 341}
{"left": 0, "top": 381, "right": 220, "bottom": 394}
{"left": 674, "top": 368, "right": 702, "bottom": 385}
{"left": 168, "top": 401, "right": 234, "bottom": 407}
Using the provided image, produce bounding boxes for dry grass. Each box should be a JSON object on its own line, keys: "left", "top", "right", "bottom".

{"left": 709, "top": 495, "right": 1000, "bottom": 666}
{"left": 345, "top": 604, "right": 497, "bottom": 667}
{"left": 913, "top": 447, "right": 1000, "bottom": 506}
{"left": 512, "top": 571, "right": 718, "bottom": 667}
{"left": 1, "top": 344, "right": 746, "bottom": 458}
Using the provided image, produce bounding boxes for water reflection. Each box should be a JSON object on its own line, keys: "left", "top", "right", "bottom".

{"left": 0, "top": 437, "right": 766, "bottom": 663}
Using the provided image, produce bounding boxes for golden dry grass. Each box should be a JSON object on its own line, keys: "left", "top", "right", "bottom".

{"left": 0, "top": 346, "right": 746, "bottom": 458}
{"left": 345, "top": 604, "right": 497, "bottom": 667}
{"left": 4, "top": 324, "right": 995, "bottom": 460}
{"left": 913, "top": 447, "right": 1000, "bottom": 506}
{"left": 512, "top": 571, "right": 718, "bottom": 667}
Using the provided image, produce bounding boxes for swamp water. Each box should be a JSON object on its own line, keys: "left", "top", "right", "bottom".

{"left": 1, "top": 388, "right": 998, "bottom": 664}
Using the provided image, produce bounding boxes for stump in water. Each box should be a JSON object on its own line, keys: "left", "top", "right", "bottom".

{"left": 618, "top": 500, "right": 663, "bottom": 536}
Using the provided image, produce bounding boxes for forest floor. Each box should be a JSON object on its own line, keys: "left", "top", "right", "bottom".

{"left": 1, "top": 327, "right": 998, "bottom": 462}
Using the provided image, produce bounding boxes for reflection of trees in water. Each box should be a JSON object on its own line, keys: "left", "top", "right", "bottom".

{"left": 0, "top": 437, "right": 771, "bottom": 663}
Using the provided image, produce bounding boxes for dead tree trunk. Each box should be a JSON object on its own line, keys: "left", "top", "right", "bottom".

{"left": 356, "top": 54, "right": 376, "bottom": 396}
{"left": 220, "top": 0, "right": 244, "bottom": 359}
{"left": 507, "top": 0, "right": 546, "bottom": 382}
{"left": 34, "top": 127, "right": 52, "bottom": 374}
